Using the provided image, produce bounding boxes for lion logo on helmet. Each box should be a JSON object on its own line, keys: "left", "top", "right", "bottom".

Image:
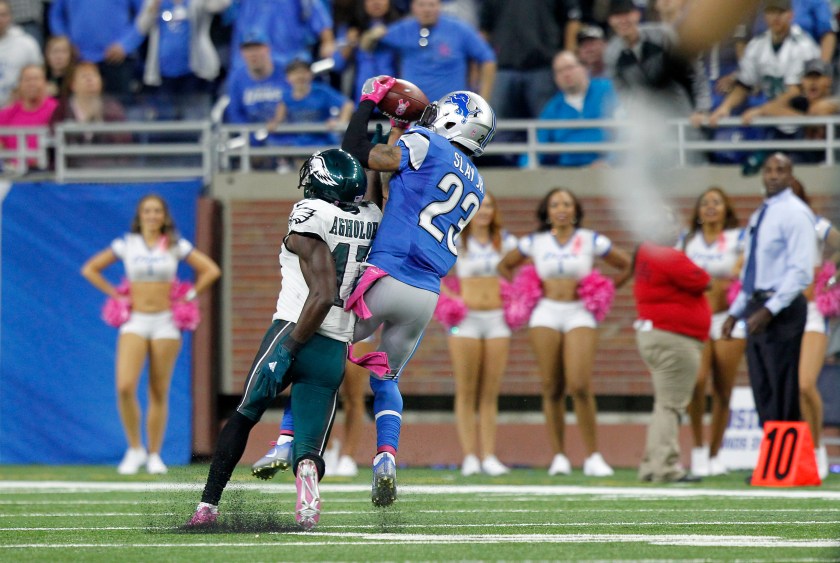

{"left": 445, "top": 92, "right": 481, "bottom": 124}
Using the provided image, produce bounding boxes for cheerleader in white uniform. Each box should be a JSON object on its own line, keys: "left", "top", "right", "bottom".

{"left": 499, "top": 188, "right": 632, "bottom": 477}
{"left": 681, "top": 187, "right": 746, "bottom": 477}
{"left": 446, "top": 192, "right": 518, "bottom": 477}
{"left": 82, "top": 194, "right": 220, "bottom": 475}
{"left": 791, "top": 180, "right": 840, "bottom": 479}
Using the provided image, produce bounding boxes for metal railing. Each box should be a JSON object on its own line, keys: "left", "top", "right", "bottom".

{"left": 2, "top": 115, "right": 839, "bottom": 183}
{"left": 0, "top": 127, "right": 50, "bottom": 175}
{"left": 53, "top": 121, "right": 213, "bottom": 183}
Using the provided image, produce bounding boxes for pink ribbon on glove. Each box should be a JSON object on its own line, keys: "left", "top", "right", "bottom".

{"left": 344, "top": 265, "right": 389, "bottom": 319}
{"left": 347, "top": 345, "right": 391, "bottom": 378}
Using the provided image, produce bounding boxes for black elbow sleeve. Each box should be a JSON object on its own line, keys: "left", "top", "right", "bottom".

{"left": 342, "top": 100, "right": 376, "bottom": 168}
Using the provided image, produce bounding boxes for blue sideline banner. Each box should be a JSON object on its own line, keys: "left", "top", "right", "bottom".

{"left": 0, "top": 181, "right": 202, "bottom": 465}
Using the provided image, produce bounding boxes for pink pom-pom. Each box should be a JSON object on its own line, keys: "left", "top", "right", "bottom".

{"left": 501, "top": 264, "right": 543, "bottom": 330}
{"left": 172, "top": 300, "right": 201, "bottom": 331}
{"left": 576, "top": 269, "right": 615, "bottom": 323}
{"left": 170, "top": 279, "right": 201, "bottom": 330}
{"left": 727, "top": 278, "right": 742, "bottom": 306}
{"left": 815, "top": 261, "right": 840, "bottom": 318}
{"left": 433, "top": 276, "right": 467, "bottom": 329}
{"left": 101, "top": 280, "right": 131, "bottom": 327}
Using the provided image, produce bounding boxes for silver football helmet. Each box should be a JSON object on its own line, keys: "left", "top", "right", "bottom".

{"left": 417, "top": 91, "right": 496, "bottom": 156}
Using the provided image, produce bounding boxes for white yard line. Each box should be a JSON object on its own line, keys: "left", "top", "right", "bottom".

{"left": 1, "top": 481, "right": 839, "bottom": 500}
{"left": 0, "top": 533, "right": 837, "bottom": 549}
{"left": 1, "top": 520, "right": 836, "bottom": 529}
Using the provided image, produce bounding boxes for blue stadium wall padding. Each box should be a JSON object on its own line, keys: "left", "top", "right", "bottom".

{"left": 0, "top": 181, "right": 202, "bottom": 465}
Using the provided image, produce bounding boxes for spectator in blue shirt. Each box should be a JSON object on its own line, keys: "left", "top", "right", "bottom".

{"left": 271, "top": 58, "right": 353, "bottom": 147}
{"left": 723, "top": 153, "right": 815, "bottom": 427}
{"left": 229, "top": 0, "right": 336, "bottom": 73}
{"left": 365, "top": 0, "right": 496, "bottom": 102}
{"left": 225, "top": 31, "right": 289, "bottom": 145}
{"left": 48, "top": 0, "right": 144, "bottom": 99}
{"left": 334, "top": 0, "right": 400, "bottom": 103}
{"left": 533, "top": 50, "right": 618, "bottom": 168}
{"left": 136, "top": 0, "right": 231, "bottom": 120}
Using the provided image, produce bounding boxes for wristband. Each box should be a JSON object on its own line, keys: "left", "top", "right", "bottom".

{"left": 185, "top": 288, "right": 197, "bottom": 301}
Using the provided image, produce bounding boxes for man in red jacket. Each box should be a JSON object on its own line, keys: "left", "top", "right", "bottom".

{"left": 633, "top": 212, "right": 711, "bottom": 483}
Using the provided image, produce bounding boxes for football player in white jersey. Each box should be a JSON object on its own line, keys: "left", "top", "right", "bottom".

{"left": 679, "top": 186, "right": 746, "bottom": 477}
{"left": 186, "top": 149, "right": 382, "bottom": 531}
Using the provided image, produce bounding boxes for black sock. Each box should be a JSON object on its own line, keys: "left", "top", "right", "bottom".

{"left": 201, "top": 412, "right": 257, "bottom": 505}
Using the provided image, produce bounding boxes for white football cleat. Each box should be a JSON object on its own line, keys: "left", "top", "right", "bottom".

{"left": 251, "top": 439, "right": 293, "bottom": 480}
{"left": 371, "top": 452, "right": 397, "bottom": 507}
{"left": 548, "top": 453, "right": 572, "bottom": 476}
{"left": 583, "top": 452, "right": 614, "bottom": 477}
{"left": 295, "top": 459, "right": 321, "bottom": 531}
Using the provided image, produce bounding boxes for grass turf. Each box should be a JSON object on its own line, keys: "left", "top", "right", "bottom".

{"left": 1, "top": 464, "right": 839, "bottom": 562}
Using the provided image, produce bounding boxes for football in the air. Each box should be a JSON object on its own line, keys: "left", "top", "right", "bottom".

{"left": 378, "top": 78, "right": 430, "bottom": 123}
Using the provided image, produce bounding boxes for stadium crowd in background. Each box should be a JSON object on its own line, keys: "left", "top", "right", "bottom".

{"left": 0, "top": 0, "right": 839, "bottom": 167}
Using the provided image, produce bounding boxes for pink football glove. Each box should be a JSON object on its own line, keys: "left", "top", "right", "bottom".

{"left": 360, "top": 75, "right": 396, "bottom": 104}
{"left": 389, "top": 117, "right": 409, "bottom": 130}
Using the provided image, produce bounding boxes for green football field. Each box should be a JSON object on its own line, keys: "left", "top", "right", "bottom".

{"left": 1, "top": 464, "right": 838, "bottom": 562}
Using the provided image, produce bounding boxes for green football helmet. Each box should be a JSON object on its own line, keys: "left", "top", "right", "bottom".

{"left": 298, "top": 149, "right": 367, "bottom": 207}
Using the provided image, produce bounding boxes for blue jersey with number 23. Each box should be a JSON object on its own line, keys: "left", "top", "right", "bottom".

{"left": 366, "top": 127, "right": 485, "bottom": 294}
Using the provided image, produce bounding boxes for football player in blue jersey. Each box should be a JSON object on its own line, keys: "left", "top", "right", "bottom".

{"left": 340, "top": 76, "right": 497, "bottom": 506}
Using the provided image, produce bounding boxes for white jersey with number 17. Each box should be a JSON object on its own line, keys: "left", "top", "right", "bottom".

{"left": 274, "top": 198, "right": 382, "bottom": 342}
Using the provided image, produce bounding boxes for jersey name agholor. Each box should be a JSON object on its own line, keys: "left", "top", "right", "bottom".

{"left": 274, "top": 198, "right": 382, "bottom": 342}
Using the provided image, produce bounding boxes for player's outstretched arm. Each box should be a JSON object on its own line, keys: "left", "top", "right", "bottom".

{"left": 285, "top": 233, "right": 338, "bottom": 346}
{"left": 342, "top": 100, "right": 401, "bottom": 172}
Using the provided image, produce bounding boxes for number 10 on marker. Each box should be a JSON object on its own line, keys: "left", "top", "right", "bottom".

{"left": 751, "top": 421, "right": 820, "bottom": 487}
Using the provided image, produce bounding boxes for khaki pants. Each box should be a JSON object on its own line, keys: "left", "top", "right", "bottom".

{"left": 636, "top": 328, "right": 703, "bottom": 482}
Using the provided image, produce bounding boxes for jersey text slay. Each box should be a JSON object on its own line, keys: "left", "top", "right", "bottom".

{"left": 453, "top": 152, "right": 482, "bottom": 191}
